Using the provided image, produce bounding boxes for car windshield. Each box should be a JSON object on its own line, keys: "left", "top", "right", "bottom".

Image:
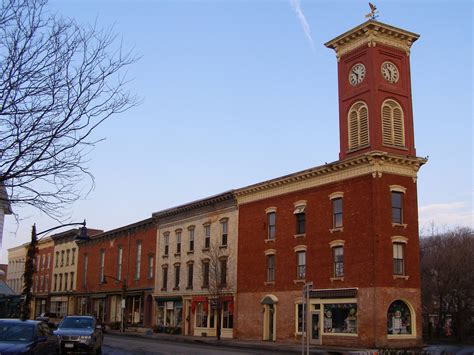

{"left": 59, "top": 317, "right": 94, "bottom": 329}
{"left": 0, "top": 322, "right": 34, "bottom": 342}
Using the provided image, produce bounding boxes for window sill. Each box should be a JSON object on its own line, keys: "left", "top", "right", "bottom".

{"left": 187, "top": 251, "right": 194, "bottom": 255}
{"left": 392, "top": 223, "right": 408, "bottom": 228}
{"left": 393, "top": 275, "right": 409, "bottom": 280}
{"left": 264, "top": 238, "right": 275, "bottom": 243}
{"left": 323, "top": 332, "right": 358, "bottom": 337}
{"left": 330, "top": 277, "right": 345, "bottom": 282}
{"left": 201, "top": 285, "right": 209, "bottom": 289}
{"left": 160, "top": 288, "right": 167, "bottom": 291}
{"left": 219, "top": 245, "right": 228, "bottom": 249}
{"left": 162, "top": 255, "right": 169, "bottom": 259}
{"left": 293, "top": 279, "right": 305, "bottom": 284}
{"left": 186, "top": 286, "right": 193, "bottom": 290}
{"left": 294, "top": 233, "right": 306, "bottom": 239}
{"left": 264, "top": 281, "right": 275, "bottom": 286}
{"left": 202, "top": 248, "right": 210, "bottom": 252}
{"left": 387, "top": 334, "right": 416, "bottom": 339}
{"left": 173, "top": 287, "right": 180, "bottom": 291}
{"left": 330, "top": 227, "right": 343, "bottom": 234}
{"left": 174, "top": 253, "right": 181, "bottom": 257}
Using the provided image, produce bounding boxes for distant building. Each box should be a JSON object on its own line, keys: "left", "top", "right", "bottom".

{"left": 6, "top": 244, "right": 27, "bottom": 294}
{"left": 0, "top": 184, "right": 12, "bottom": 247}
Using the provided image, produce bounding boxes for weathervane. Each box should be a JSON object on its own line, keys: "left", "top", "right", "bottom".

{"left": 365, "top": 2, "right": 379, "bottom": 20}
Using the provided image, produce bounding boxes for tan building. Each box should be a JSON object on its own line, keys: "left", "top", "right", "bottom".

{"left": 6, "top": 244, "right": 27, "bottom": 294}
{"left": 153, "top": 191, "right": 238, "bottom": 338}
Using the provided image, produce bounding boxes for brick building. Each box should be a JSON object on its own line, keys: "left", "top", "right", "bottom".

{"left": 234, "top": 20, "right": 426, "bottom": 348}
{"left": 75, "top": 218, "right": 156, "bottom": 327}
{"left": 31, "top": 237, "right": 54, "bottom": 317}
{"left": 152, "top": 192, "right": 237, "bottom": 338}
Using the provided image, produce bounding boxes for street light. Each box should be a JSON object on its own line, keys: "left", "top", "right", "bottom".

{"left": 102, "top": 275, "right": 127, "bottom": 333}
{"left": 20, "top": 220, "right": 88, "bottom": 321}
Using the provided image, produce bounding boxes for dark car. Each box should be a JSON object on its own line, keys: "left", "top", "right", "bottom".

{"left": 0, "top": 319, "right": 60, "bottom": 354}
{"left": 36, "top": 312, "right": 62, "bottom": 328}
{"left": 54, "top": 316, "right": 103, "bottom": 354}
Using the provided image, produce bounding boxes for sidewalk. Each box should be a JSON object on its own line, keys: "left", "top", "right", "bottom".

{"left": 106, "top": 328, "right": 372, "bottom": 354}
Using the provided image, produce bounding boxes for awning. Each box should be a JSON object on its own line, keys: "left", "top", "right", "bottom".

{"left": 191, "top": 296, "right": 208, "bottom": 314}
{"left": 309, "top": 288, "right": 357, "bottom": 299}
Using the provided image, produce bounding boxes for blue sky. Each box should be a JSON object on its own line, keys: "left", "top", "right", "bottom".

{"left": 1, "top": 0, "right": 472, "bottom": 262}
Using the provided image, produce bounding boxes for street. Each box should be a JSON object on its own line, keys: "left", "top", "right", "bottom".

{"left": 102, "top": 334, "right": 282, "bottom": 355}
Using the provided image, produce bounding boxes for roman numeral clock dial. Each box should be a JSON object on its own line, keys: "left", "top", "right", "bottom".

{"left": 349, "top": 63, "right": 366, "bottom": 86}
{"left": 381, "top": 61, "right": 399, "bottom": 83}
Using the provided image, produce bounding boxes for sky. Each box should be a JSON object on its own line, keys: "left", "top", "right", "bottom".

{"left": 1, "top": 0, "right": 473, "bottom": 263}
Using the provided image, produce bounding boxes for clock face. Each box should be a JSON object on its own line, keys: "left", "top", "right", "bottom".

{"left": 381, "top": 61, "right": 399, "bottom": 83}
{"left": 349, "top": 63, "right": 366, "bottom": 86}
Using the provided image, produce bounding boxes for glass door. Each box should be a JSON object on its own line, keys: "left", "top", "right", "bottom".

{"left": 310, "top": 312, "right": 320, "bottom": 343}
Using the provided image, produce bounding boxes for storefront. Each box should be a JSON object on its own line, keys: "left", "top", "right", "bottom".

{"left": 155, "top": 297, "right": 182, "bottom": 334}
{"left": 191, "top": 295, "right": 234, "bottom": 338}
{"left": 50, "top": 296, "right": 69, "bottom": 317}
{"left": 34, "top": 297, "right": 47, "bottom": 317}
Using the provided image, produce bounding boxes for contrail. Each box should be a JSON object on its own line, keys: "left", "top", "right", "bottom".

{"left": 290, "top": 0, "right": 315, "bottom": 53}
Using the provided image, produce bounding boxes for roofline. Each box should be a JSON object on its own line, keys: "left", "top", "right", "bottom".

{"left": 78, "top": 217, "right": 155, "bottom": 243}
{"left": 152, "top": 190, "right": 236, "bottom": 219}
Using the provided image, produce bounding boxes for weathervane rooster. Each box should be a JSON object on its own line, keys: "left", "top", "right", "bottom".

{"left": 365, "top": 2, "right": 379, "bottom": 20}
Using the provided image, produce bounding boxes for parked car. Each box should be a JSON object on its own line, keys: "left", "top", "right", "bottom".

{"left": 0, "top": 319, "right": 60, "bottom": 354}
{"left": 54, "top": 316, "right": 103, "bottom": 354}
{"left": 36, "top": 312, "right": 62, "bottom": 328}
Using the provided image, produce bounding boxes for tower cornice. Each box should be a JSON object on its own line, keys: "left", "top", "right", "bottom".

{"left": 324, "top": 20, "right": 420, "bottom": 60}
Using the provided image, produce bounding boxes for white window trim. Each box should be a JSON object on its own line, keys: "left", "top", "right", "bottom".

{"left": 328, "top": 192, "right": 344, "bottom": 200}
{"left": 265, "top": 207, "right": 277, "bottom": 214}
{"left": 293, "top": 245, "right": 307, "bottom": 252}
{"left": 293, "top": 200, "right": 307, "bottom": 214}
{"left": 389, "top": 185, "right": 407, "bottom": 194}
{"left": 391, "top": 236, "right": 408, "bottom": 244}
{"left": 264, "top": 249, "right": 276, "bottom": 256}
{"left": 329, "top": 239, "right": 345, "bottom": 248}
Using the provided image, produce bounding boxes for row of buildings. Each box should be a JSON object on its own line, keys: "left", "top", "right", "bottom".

{"left": 6, "top": 19, "right": 426, "bottom": 348}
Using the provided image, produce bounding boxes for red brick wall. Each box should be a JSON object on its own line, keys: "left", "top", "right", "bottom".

{"left": 76, "top": 222, "right": 156, "bottom": 293}
{"left": 34, "top": 245, "right": 54, "bottom": 294}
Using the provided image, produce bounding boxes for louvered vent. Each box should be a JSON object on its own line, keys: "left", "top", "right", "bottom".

{"left": 347, "top": 101, "right": 369, "bottom": 150}
{"left": 382, "top": 99, "right": 405, "bottom": 147}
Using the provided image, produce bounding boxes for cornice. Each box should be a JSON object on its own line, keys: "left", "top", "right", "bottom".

{"left": 235, "top": 151, "right": 427, "bottom": 205}
{"left": 324, "top": 20, "right": 420, "bottom": 59}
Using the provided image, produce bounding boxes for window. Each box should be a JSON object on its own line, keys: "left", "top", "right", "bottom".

{"left": 220, "top": 219, "right": 228, "bottom": 246}
{"left": 162, "top": 267, "right": 168, "bottom": 290}
{"left": 204, "top": 224, "right": 211, "bottom": 249}
{"left": 324, "top": 303, "right": 357, "bottom": 334}
{"left": 391, "top": 191, "right": 404, "bottom": 224}
{"left": 164, "top": 233, "right": 169, "bottom": 256}
{"left": 45, "top": 275, "right": 49, "bottom": 291}
{"left": 117, "top": 246, "right": 123, "bottom": 281}
{"left": 66, "top": 249, "right": 70, "bottom": 266}
{"left": 387, "top": 300, "right": 412, "bottom": 335}
{"left": 393, "top": 243, "right": 404, "bottom": 275}
{"left": 267, "top": 211, "right": 276, "bottom": 239}
{"left": 47, "top": 253, "right": 51, "bottom": 269}
{"left": 195, "top": 302, "right": 208, "bottom": 328}
{"left": 382, "top": 99, "right": 405, "bottom": 147}
{"left": 220, "top": 258, "right": 227, "bottom": 286}
{"left": 59, "top": 274, "right": 63, "bottom": 291}
{"left": 148, "top": 255, "right": 154, "bottom": 279}
{"left": 176, "top": 231, "right": 182, "bottom": 254}
{"left": 334, "top": 246, "right": 344, "bottom": 277}
{"left": 71, "top": 248, "right": 76, "bottom": 265}
{"left": 174, "top": 264, "right": 180, "bottom": 289}
{"left": 188, "top": 227, "right": 195, "bottom": 252}
{"left": 70, "top": 272, "right": 74, "bottom": 290}
{"left": 296, "top": 303, "right": 304, "bottom": 333}
{"left": 41, "top": 255, "right": 46, "bottom": 270}
{"left": 135, "top": 241, "right": 142, "bottom": 280}
{"left": 297, "top": 251, "right": 306, "bottom": 280}
{"left": 61, "top": 251, "right": 65, "bottom": 266}
{"left": 40, "top": 275, "right": 44, "bottom": 291}
{"left": 348, "top": 101, "right": 369, "bottom": 150}
{"left": 332, "top": 198, "right": 343, "bottom": 228}
{"left": 294, "top": 202, "right": 306, "bottom": 235}
{"left": 202, "top": 261, "right": 210, "bottom": 288}
{"left": 64, "top": 273, "right": 68, "bottom": 291}
{"left": 99, "top": 249, "right": 105, "bottom": 283}
{"left": 267, "top": 255, "right": 275, "bottom": 282}
{"left": 222, "top": 301, "right": 233, "bottom": 329}
{"left": 83, "top": 254, "right": 88, "bottom": 287}
{"left": 187, "top": 263, "right": 193, "bottom": 289}
{"left": 55, "top": 252, "right": 59, "bottom": 268}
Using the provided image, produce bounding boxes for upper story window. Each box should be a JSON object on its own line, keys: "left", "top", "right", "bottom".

{"left": 348, "top": 101, "right": 369, "bottom": 150}
{"left": 71, "top": 248, "right": 76, "bottom": 265}
{"left": 219, "top": 258, "right": 227, "bottom": 287}
{"left": 117, "top": 246, "right": 123, "bottom": 281}
{"left": 135, "top": 241, "right": 142, "bottom": 280}
{"left": 202, "top": 260, "right": 210, "bottom": 288}
{"left": 176, "top": 230, "right": 182, "bottom": 254}
{"left": 265, "top": 207, "right": 276, "bottom": 240}
{"left": 329, "top": 240, "right": 345, "bottom": 279}
{"left": 148, "top": 254, "right": 154, "bottom": 279}
{"left": 220, "top": 218, "right": 228, "bottom": 246}
{"left": 294, "top": 201, "right": 306, "bottom": 236}
{"left": 267, "top": 254, "right": 275, "bottom": 282}
{"left": 393, "top": 242, "right": 405, "bottom": 276}
{"left": 174, "top": 263, "right": 180, "bottom": 290}
{"left": 66, "top": 249, "right": 70, "bottom": 266}
{"left": 188, "top": 227, "right": 195, "bottom": 252}
{"left": 203, "top": 224, "right": 211, "bottom": 249}
{"left": 55, "top": 252, "right": 59, "bottom": 268}
{"left": 161, "top": 266, "right": 168, "bottom": 291}
{"left": 382, "top": 99, "right": 405, "bottom": 147}
{"left": 60, "top": 251, "right": 65, "bottom": 267}
{"left": 390, "top": 186, "right": 406, "bottom": 225}
{"left": 296, "top": 251, "right": 306, "bottom": 280}
{"left": 47, "top": 253, "right": 51, "bottom": 269}
{"left": 163, "top": 233, "right": 170, "bottom": 256}
{"left": 99, "top": 249, "right": 105, "bottom": 283}
{"left": 187, "top": 262, "right": 194, "bottom": 289}
{"left": 83, "top": 254, "right": 88, "bottom": 287}
{"left": 329, "top": 192, "right": 344, "bottom": 230}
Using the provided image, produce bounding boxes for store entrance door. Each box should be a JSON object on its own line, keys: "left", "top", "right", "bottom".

{"left": 310, "top": 312, "right": 321, "bottom": 344}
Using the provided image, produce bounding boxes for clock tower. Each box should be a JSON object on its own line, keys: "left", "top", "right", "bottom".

{"left": 325, "top": 20, "right": 419, "bottom": 160}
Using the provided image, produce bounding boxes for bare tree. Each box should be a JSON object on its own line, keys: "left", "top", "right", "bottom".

{"left": 420, "top": 227, "right": 474, "bottom": 340}
{"left": 201, "top": 243, "right": 235, "bottom": 340}
{"left": 0, "top": 0, "right": 140, "bottom": 219}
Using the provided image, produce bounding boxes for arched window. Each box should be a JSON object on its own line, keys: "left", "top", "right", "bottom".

{"left": 387, "top": 300, "right": 412, "bottom": 335}
{"left": 382, "top": 99, "right": 405, "bottom": 147}
{"left": 348, "top": 101, "right": 369, "bottom": 150}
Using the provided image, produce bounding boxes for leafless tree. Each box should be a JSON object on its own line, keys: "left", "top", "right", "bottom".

{"left": 420, "top": 227, "right": 474, "bottom": 340}
{"left": 200, "top": 243, "right": 235, "bottom": 340}
{"left": 0, "top": 0, "right": 140, "bottom": 219}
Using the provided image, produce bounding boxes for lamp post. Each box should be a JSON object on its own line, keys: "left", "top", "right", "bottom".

{"left": 102, "top": 275, "right": 127, "bottom": 333}
{"left": 20, "top": 220, "right": 88, "bottom": 321}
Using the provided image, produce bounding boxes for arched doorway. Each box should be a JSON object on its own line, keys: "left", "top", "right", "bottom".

{"left": 260, "top": 295, "right": 278, "bottom": 341}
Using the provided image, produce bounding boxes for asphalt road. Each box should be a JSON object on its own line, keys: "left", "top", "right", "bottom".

{"left": 102, "top": 334, "right": 278, "bottom": 355}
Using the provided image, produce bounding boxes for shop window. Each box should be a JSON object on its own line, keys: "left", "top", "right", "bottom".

{"left": 323, "top": 303, "right": 357, "bottom": 334}
{"left": 387, "top": 300, "right": 412, "bottom": 335}
{"left": 222, "top": 301, "right": 233, "bottom": 328}
{"left": 296, "top": 303, "right": 303, "bottom": 333}
{"left": 195, "top": 302, "right": 208, "bottom": 328}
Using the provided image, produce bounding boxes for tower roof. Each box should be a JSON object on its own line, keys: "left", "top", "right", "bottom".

{"left": 324, "top": 20, "right": 419, "bottom": 59}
